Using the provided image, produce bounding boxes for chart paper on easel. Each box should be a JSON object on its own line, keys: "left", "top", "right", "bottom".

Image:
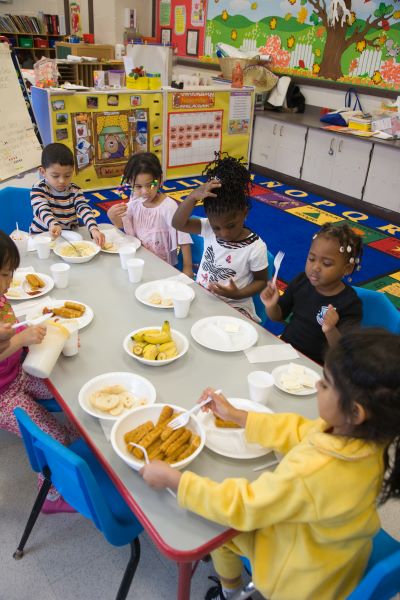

{"left": 0, "top": 44, "right": 42, "bottom": 182}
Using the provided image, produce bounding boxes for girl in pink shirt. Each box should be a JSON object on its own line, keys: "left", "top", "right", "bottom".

{"left": 0, "top": 230, "right": 79, "bottom": 514}
{"left": 107, "top": 152, "right": 193, "bottom": 277}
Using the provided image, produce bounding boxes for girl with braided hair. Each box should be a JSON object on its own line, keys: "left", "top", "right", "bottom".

{"left": 261, "top": 221, "right": 363, "bottom": 363}
{"left": 172, "top": 153, "right": 268, "bottom": 321}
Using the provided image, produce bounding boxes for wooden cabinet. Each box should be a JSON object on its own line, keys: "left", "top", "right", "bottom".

{"left": 363, "top": 145, "right": 400, "bottom": 212}
{"left": 301, "top": 129, "right": 372, "bottom": 199}
{"left": 251, "top": 115, "right": 306, "bottom": 178}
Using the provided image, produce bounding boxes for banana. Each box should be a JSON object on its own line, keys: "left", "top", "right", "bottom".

{"left": 163, "top": 345, "right": 178, "bottom": 359}
{"left": 158, "top": 341, "right": 176, "bottom": 352}
{"left": 162, "top": 320, "right": 171, "bottom": 336}
{"left": 143, "top": 330, "right": 171, "bottom": 345}
{"left": 157, "top": 352, "right": 167, "bottom": 361}
{"left": 133, "top": 329, "right": 159, "bottom": 343}
{"left": 143, "top": 344, "right": 159, "bottom": 360}
{"left": 133, "top": 344, "right": 144, "bottom": 356}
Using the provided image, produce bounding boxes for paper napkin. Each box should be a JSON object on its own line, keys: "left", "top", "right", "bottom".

{"left": 244, "top": 343, "right": 299, "bottom": 363}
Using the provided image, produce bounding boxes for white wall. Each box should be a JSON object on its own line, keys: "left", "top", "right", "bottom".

{"left": 0, "top": 0, "right": 64, "bottom": 16}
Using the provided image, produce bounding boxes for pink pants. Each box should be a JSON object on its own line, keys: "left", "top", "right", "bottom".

{"left": 0, "top": 366, "right": 79, "bottom": 498}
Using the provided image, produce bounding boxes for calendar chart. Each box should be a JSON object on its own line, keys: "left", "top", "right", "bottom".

{"left": 167, "top": 110, "right": 222, "bottom": 168}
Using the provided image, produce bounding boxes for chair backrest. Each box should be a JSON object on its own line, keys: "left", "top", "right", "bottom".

{"left": 353, "top": 286, "right": 400, "bottom": 334}
{"left": 14, "top": 407, "right": 128, "bottom": 541}
{"left": 347, "top": 529, "right": 400, "bottom": 599}
{"left": 0, "top": 187, "right": 33, "bottom": 234}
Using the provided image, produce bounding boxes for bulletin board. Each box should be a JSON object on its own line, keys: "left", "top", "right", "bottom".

{"left": 32, "top": 89, "right": 163, "bottom": 190}
{"left": 164, "top": 87, "right": 254, "bottom": 180}
{"left": 156, "top": 0, "right": 208, "bottom": 57}
{"left": 205, "top": 0, "right": 400, "bottom": 92}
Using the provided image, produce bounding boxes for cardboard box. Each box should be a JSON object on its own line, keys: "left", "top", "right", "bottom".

{"left": 55, "top": 42, "right": 115, "bottom": 60}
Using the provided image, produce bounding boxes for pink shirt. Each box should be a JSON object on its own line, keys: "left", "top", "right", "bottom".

{"left": 122, "top": 195, "right": 192, "bottom": 265}
{"left": 0, "top": 296, "right": 22, "bottom": 394}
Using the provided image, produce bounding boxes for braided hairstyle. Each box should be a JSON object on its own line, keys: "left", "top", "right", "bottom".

{"left": 121, "top": 152, "right": 162, "bottom": 187}
{"left": 202, "top": 152, "right": 252, "bottom": 216}
{"left": 325, "top": 329, "right": 400, "bottom": 505}
{"left": 313, "top": 222, "right": 363, "bottom": 272}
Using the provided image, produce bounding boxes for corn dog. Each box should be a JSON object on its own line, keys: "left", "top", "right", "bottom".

{"left": 64, "top": 301, "right": 86, "bottom": 314}
{"left": 165, "top": 429, "right": 192, "bottom": 457}
{"left": 156, "top": 405, "right": 174, "bottom": 425}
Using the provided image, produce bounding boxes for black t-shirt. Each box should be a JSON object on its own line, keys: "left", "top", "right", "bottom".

{"left": 279, "top": 272, "right": 362, "bottom": 364}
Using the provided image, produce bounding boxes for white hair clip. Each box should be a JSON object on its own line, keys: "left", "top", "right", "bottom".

{"left": 312, "top": 234, "right": 318, "bottom": 240}
{"left": 355, "top": 258, "right": 360, "bottom": 264}
{"left": 347, "top": 245, "right": 352, "bottom": 253}
{"left": 349, "top": 257, "right": 355, "bottom": 264}
{"left": 339, "top": 246, "right": 345, "bottom": 253}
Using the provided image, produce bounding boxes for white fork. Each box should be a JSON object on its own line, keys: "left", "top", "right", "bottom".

{"left": 169, "top": 389, "right": 222, "bottom": 431}
{"left": 272, "top": 251, "right": 285, "bottom": 288}
{"left": 128, "top": 442, "right": 176, "bottom": 498}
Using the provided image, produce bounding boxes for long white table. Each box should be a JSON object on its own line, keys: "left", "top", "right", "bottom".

{"left": 21, "top": 239, "right": 320, "bottom": 600}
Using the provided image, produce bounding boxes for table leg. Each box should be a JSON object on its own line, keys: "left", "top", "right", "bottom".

{"left": 177, "top": 561, "right": 193, "bottom": 600}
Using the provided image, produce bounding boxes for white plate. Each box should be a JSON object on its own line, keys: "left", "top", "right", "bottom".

{"left": 28, "top": 231, "right": 82, "bottom": 252}
{"left": 191, "top": 316, "right": 258, "bottom": 352}
{"left": 78, "top": 372, "right": 156, "bottom": 421}
{"left": 99, "top": 225, "right": 141, "bottom": 254}
{"left": 111, "top": 403, "right": 205, "bottom": 470}
{"left": 123, "top": 327, "right": 189, "bottom": 366}
{"left": 53, "top": 240, "right": 101, "bottom": 264}
{"left": 135, "top": 280, "right": 195, "bottom": 309}
{"left": 271, "top": 364, "right": 320, "bottom": 396}
{"left": 25, "top": 299, "right": 94, "bottom": 330}
{"left": 197, "top": 398, "right": 273, "bottom": 459}
{"left": 5, "top": 273, "right": 54, "bottom": 301}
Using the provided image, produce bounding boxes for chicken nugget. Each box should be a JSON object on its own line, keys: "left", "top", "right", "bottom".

{"left": 132, "top": 423, "right": 165, "bottom": 458}
{"left": 26, "top": 274, "right": 45, "bottom": 289}
{"left": 174, "top": 436, "right": 201, "bottom": 462}
{"left": 166, "top": 443, "right": 190, "bottom": 464}
{"left": 157, "top": 405, "right": 174, "bottom": 425}
{"left": 52, "top": 307, "right": 81, "bottom": 319}
{"left": 64, "top": 301, "right": 86, "bottom": 314}
{"left": 215, "top": 416, "right": 241, "bottom": 429}
{"left": 160, "top": 427, "right": 188, "bottom": 452}
{"left": 165, "top": 430, "right": 191, "bottom": 457}
{"left": 124, "top": 421, "right": 153, "bottom": 445}
{"left": 147, "top": 438, "right": 163, "bottom": 460}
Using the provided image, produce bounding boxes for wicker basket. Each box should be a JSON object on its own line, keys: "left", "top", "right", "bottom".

{"left": 218, "top": 57, "right": 260, "bottom": 80}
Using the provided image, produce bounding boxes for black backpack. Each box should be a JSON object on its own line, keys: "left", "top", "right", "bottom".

{"left": 265, "top": 81, "right": 305, "bottom": 114}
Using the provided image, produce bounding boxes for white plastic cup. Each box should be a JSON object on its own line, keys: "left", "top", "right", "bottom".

{"left": 119, "top": 245, "right": 136, "bottom": 269}
{"left": 10, "top": 231, "right": 29, "bottom": 257}
{"left": 127, "top": 257, "right": 144, "bottom": 283}
{"left": 22, "top": 321, "right": 69, "bottom": 378}
{"left": 36, "top": 236, "right": 52, "bottom": 259}
{"left": 50, "top": 262, "right": 70, "bottom": 289}
{"left": 62, "top": 320, "right": 79, "bottom": 357}
{"left": 171, "top": 286, "right": 193, "bottom": 318}
{"left": 247, "top": 371, "right": 274, "bottom": 405}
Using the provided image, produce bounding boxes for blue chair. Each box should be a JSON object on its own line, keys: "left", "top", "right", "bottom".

{"left": 353, "top": 286, "right": 400, "bottom": 334}
{"left": 236, "top": 529, "right": 400, "bottom": 600}
{"left": 37, "top": 398, "right": 62, "bottom": 412}
{"left": 0, "top": 187, "right": 32, "bottom": 234}
{"left": 13, "top": 408, "right": 143, "bottom": 600}
{"left": 177, "top": 233, "right": 204, "bottom": 274}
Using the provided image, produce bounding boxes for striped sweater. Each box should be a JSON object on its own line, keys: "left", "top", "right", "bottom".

{"left": 30, "top": 179, "right": 98, "bottom": 234}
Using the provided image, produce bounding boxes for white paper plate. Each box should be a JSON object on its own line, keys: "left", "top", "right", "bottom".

{"left": 135, "top": 280, "right": 195, "bottom": 309}
{"left": 5, "top": 273, "right": 54, "bottom": 301}
{"left": 197, "top": 398, "right": 273, "bottom": 459}
{"left": 78, "top": 371, "right": 156, "bottom": 421}
{"left": 271, "top": 364, "right": 320, "bottom": 396}
{"left": 25, "top": 299, "right": 94, "bottom": 330}
{"left": 191, "top": 316, "right": 258, "bottom": 352}
{"left": 99, "top": 225, "right": 141, "bottom": 254}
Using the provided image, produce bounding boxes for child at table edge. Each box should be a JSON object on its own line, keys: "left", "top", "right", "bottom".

{"left": 171, "top": 153, "right": 268, "bottom": 322}
{"left": 140, "top": 329, "right": 400, "bottom": 600}
{"left": 30, "top": 143, "right": 105, "bottom": 247}
{"left": 107, "top": 152, "right": 193, "bottom": 278}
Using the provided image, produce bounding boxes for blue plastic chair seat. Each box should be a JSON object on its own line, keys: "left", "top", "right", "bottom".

{"left": 353, "top": 286, "right": 400, "bottom": 334}
{"left": 0, "top": 187, "right": 32, "bottom": 234}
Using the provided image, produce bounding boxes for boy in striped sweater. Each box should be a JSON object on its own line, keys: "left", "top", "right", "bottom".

{"left": 30, "top": 143, "right": 105, "bottom": 246}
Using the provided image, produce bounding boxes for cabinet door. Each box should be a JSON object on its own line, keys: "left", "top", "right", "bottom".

{"left": 301, "top": 129, "right": 335, "bottom": 188}
{"left": 331, "top": 136, "right": 372, "bottom": 199}
{"left": 251, "top": 116, "right": 279, "bottom": 169}
{"left": 363, "top": 145, "right": 400, "bottom": 212}
{"left": 275, "top": 123, "right": 307, "bottom": 178}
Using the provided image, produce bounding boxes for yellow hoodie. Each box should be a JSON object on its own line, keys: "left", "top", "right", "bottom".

{"left": 178, "top": 413, "right": 384, "bottom": 600}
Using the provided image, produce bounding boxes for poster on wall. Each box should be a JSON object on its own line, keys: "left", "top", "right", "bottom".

{"left": 168, "top": 109, "right": 222, "bottom": 167}
{"left": 156, "top": 0, "right": 208, "bottom": 57}
{"left": 205, "top": 0, "right": 400, "bottom": 91}
{"left": 228, "top": 91, "right": 251, "bottom": 135}
{"left": 160, "top": 0, "right": 172, "bottom": 26}
{"left": 191, "top": 0, "right": 205, "bottom": 25}
{"left": 175, "top": 6, "right": 186, "bottom": 35}
{"left": 69, "top": 0, "right": 82, "bottom": 36}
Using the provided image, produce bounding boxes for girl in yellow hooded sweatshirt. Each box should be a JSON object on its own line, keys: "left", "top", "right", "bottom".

{"left": 141, "top": 329, "right": 400, "bottom": 600}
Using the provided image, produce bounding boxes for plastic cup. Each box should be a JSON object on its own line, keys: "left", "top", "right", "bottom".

{"left": 247, "top": 371, "right": 274, "bottom": 405}
{"left": 171, "top": 287, "right": 193, "bottom": 318}
{"left": 36, "top": 236, "right": 52, "bottom": 259}
{"left": 22, "top": 321, "right": 69, "bottom": 378}
{"left": 62, "top": 320, "right": 79, "bottom": 357}
{"left": 127, "top": 258, "right": 144, "bottom": 283}
{"left": 119, "top": 245, "right": 136, "bottom": 269}
{"left": 10, "top": 230, "right": 29, "bottom": 257}
{"left": 50, "top": 262, "right": 70, "bottom": 289}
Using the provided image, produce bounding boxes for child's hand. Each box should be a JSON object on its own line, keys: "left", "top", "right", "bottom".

{"left": 199, "top": 388, "right": 247, "bottom": 427}
{"left": 260, "top": 281, "right": 279, "bottom": 308}
{"left": 187, "top": 178, "right": 221, "bottom": 204}
{"left": 20, "top": 325, "right": 46, "bottom": 346}
{"left": 91, "top": 228, "right": 106, "bottom": 247}
{"left": 50, "top": 224, "right": 62, "bottom": 239}
{"left": 322, "top": 304, "right": 339, "bottom": 333}
{"left": 140, "top": 460, "right": 182, "bottom": 491}
{"left": 108, "top": 203, "right": 127, "bottom": 220}
{"left": 209, "top": 278, "right": 240, "bottom": 299}
{"left": 182, "top": 266, "right": 194, "bottom": 279}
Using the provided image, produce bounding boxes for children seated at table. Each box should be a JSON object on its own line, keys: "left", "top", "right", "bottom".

{"left": 107, "top": 152, "right": 193, "bottom": 278}
{"left": 171, "top": 153, "right": 268, "bottom": 321}
{"left": 30, "top": 143, "right": 105, "bottom": 247}
{"left": 261, "top": 222, "right": 363, "bottom": 363}
{"left": 0, "top": 230, "right": 79, "bottom": 514}
{"left": 140, "top": 329, "right": 400, "bottom": 600}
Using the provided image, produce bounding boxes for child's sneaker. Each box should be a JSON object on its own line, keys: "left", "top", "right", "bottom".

{"left": 205, "top": 577, "right": 227, "bottom": 600}
{"left": 41, "top": 497, "right": 76, "bottom": 514}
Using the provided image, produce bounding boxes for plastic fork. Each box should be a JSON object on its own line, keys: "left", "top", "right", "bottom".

{"left": 60, "top": 233, "right": 83, "bottom": 257}
{"left": 169, "top": 389, "right": 222, "bottom": 431}
{"left": 272, "top": 251, "right": 285, "bottom": 288}
{"left": 128, "top": 442, "right": 176, "bottom": 498}
{"left": 11, "top": 312, "right": 54, "bottom": 329}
